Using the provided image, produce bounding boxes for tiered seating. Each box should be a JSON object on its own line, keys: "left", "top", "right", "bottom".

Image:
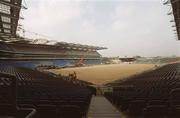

{"left": 0, "top": 63, "right": 93, "bottom": 118}
{"left": 105, "top": 62, "right": 180, "bottom": 117}
{"left": 7, "top": 43, "right": 100, "bottom": 58}
{"left": 8, "top": 43, "right": 66, "bottom": 54}
{"left": 0, "top": 41, "right": 14, "bottom": 51}
{"left": 0, "top": 73, "right": 36, "bottom": 118}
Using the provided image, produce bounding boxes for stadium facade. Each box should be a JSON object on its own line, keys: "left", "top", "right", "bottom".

{"left": 164, "top": 0, "right": 180, "bottom": 40}
{"left": 171, "top": 0, "right": 180, "bottom": 40}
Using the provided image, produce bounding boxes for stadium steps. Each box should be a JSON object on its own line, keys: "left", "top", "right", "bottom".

{"left": 87, "top": 96, "right": 121, "bottom": 118}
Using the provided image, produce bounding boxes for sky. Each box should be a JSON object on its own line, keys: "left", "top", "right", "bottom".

{"left": 19, "top": 0, "right": 180, "bottom": 57}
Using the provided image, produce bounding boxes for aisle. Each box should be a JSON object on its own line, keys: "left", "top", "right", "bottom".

{"left": 87, "top": 96, "right": 121, "bottom": 118}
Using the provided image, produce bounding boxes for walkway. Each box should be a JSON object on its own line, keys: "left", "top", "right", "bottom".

{"left": 87, "top": 96, "right": 121, "bottom": 118}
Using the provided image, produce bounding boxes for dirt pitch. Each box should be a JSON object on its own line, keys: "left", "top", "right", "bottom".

{"left": 49, "top": 64, "right": 156, "bottom": 85}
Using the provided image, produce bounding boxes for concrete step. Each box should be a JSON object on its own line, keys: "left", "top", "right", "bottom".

{"left": 87, "top": 96, "right": 121, "bottom": 118}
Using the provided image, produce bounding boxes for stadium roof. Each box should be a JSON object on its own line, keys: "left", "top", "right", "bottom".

{"left": 0, "top": 0, "right": 22, "bottom": 41}
{"left": 9, "top": 38, "right": 107, "bottom": 51}
{"left": 171, "top": 0, "right": 180, "bottom": 40}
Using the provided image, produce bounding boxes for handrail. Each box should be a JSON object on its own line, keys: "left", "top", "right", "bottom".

{"left": 18, "top": 108, "right": 36, "bottom": 118}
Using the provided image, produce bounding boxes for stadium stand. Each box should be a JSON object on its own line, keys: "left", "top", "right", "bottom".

{"left": 0, "top": 41, "right": 13, "bottom": 51}
{"left": 0, "top": 41, "right": 102, "bottom": 57}
{"left": 0, "top": 63, "right": 94, "bottom": 118}
{"left": 104, "top": 62, "right": 180, "bottom": 117}
{"left": 0, "top": 41, "right": 105, "bottom": 69}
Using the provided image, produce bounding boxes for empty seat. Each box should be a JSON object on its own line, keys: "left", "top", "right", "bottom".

{"left": 170, "top": 88, "right": 180, "bottom": 106}
{"left": 171, "top": 106, "right": 180, "bottom": 117}
{"left": 128, "top": 100, "right": 146, "bottom": 116}
{"left": 36, "top": 104, "right": 57, "bottom": 118}
{"left": 69, "top": 101, "right": 88, "bottom": 115}
{"left": 59, "top": 105, "right": 82, "bottom": 118}
{"left": 105, "top": 62, "right": 180, "bottom": 118}
{"left": 143, "top": 105, "right": 168, "bottom": 118}
{"left": 0, "top": 104, "right": 14, "bottom": 116}
{"left": 18, "top": 104, "right": 36, "bottom": 109}
{"left": 147, "top": 100, "right": 168, "bottom": 106}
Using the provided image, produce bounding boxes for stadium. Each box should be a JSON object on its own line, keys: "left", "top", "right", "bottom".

{"left": 0, "top": 0, "right": 179, "bottom": 118}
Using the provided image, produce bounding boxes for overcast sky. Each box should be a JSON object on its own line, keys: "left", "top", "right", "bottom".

{"left": 20, "top": 0, "right": 180, "bottom": 57}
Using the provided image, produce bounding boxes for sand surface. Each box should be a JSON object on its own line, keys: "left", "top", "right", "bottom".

{"left": 49, "top": 64, "right": 156, "bottom": 85}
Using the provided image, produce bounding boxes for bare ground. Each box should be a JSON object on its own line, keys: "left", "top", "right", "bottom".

{"left": 49, "top": 64, "right": 156, "bottom": 85}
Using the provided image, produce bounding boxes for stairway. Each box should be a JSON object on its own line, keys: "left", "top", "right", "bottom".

{"left": 87, "top": 96, "right": 121, "bottom": 118}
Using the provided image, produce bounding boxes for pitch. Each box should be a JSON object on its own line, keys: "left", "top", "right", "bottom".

{"left": 49, "top": 64, "right": 156, "bottom": 85}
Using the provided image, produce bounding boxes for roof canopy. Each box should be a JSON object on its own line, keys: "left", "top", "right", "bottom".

{"left": 55, "top": 42, "right": 107, "bottom": 50}
{"left": 0, "top": 0, "right": 22, "bottom": 41}
{"left": 9, "top": 38, "right": 107, "bottom": 51}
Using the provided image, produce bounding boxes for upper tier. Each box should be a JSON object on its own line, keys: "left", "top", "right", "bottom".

{"left": 0, "top": 41, "right": 106, "bottom": 59}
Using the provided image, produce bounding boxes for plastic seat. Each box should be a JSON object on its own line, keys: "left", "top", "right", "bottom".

{"left": 0, "top": 104, "right": 14, "bottom": 116}
{"left": 128, "top": 100, "right": 146, "bottom": 116}
{"left": 143, "top": 105, "right": 168, "bottom": 118}
{"left": 147, "top": 100, "right": 168, "bottom": 106}
{"left": 58, "top": 105, "right": 82, "bottom": 118}
{"left": 36, "top": 104, "right": 57, "bottom": 118}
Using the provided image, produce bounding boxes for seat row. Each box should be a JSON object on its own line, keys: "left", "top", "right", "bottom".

{"left": 105, "top": 62, "right": 180, "bottom": 117}
{"left": 0, "top": 64, "right": 94, "bottom": 118}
